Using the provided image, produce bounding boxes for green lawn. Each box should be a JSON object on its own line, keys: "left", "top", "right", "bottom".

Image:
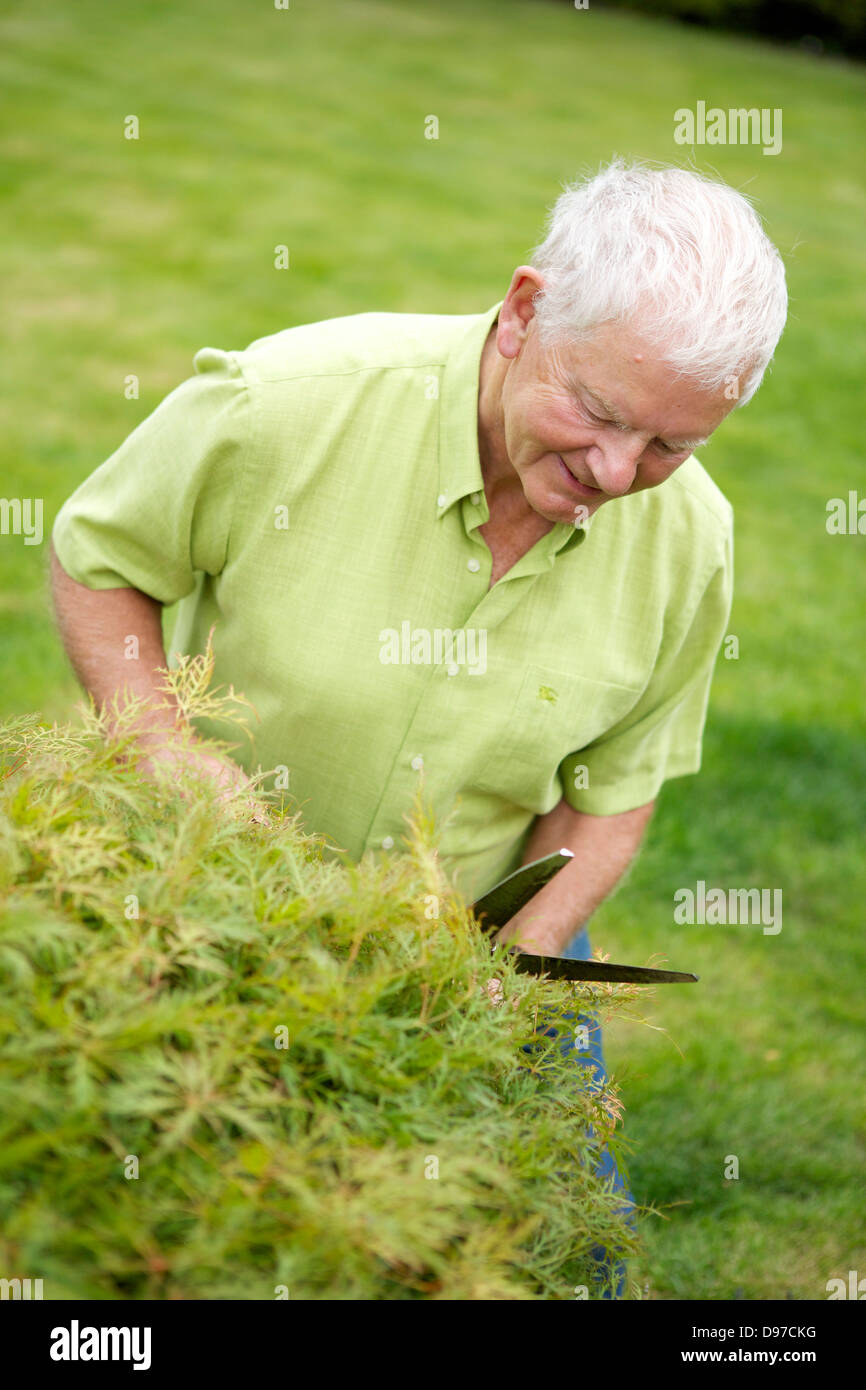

{"left": 1, "top": 0, "right": 864, "bottom": 1300}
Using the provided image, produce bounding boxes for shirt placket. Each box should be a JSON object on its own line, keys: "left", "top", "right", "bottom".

{"left": 363, "top": 504, "right": 585, "bottom": 854}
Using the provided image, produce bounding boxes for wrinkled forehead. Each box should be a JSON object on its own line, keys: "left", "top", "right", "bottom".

{"left": 545, "top": 322, "right": 737, "bottom": 442}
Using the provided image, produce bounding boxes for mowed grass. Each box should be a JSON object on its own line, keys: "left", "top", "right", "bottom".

{"left": 1, "top": 0, "right": 864, "bottom": 1299}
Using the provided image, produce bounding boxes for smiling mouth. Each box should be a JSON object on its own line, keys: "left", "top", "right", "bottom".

{"left": 556, "top": 455, "right": 603, "bottom": 497}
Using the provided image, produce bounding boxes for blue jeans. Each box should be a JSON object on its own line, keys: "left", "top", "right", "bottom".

{"left": 521, "top": 924, "right": 635, "bottom": 1299}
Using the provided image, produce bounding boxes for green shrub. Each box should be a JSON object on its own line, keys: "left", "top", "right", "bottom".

{"left": 0, "top": 651, "right": 647, "bottom": 1299}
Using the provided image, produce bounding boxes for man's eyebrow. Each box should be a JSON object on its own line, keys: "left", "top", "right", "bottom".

{"left": 580, "top": 384, "right": 629, "bottom": 427}
{"left": 576, "top": 382, "right": 707, "bottom": 452}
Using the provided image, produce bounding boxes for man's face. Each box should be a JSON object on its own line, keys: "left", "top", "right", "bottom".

{"left": 495, "top": 294, "right": 736, "bottom": 526}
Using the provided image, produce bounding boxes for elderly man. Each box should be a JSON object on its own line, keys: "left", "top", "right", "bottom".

{"left": 50, "top": 158, "right": 786, "bottom": 1294}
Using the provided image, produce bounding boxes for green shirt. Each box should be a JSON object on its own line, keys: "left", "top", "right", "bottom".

{"left": 52, "top": 303, "right": 733, "bottom": 903}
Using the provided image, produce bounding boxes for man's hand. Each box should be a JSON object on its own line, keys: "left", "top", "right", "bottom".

{"left": 133, "top": 731, "right": 272, "bottom": 826}
{"left": 494, "top": 797, "right": 655, "bottom": 956}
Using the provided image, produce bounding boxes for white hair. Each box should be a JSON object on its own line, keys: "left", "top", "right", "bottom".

{"left": 529, "top": 158, "right": 788, "bottom": 405}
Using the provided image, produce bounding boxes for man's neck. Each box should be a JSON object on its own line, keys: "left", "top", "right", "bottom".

{"left": 476, "top": 329, "right": 557, "bottom": 546}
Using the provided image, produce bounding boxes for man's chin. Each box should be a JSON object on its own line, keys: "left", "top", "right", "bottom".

{"left": 518, "top": 456, "right": 607, "bottom": 525}
{"left": 525, "top": 481, "right": 606, "bottom": 527}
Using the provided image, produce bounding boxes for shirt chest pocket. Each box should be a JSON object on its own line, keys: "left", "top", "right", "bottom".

{"left": 472, "top": 663, "right": 643, "bottom": 805}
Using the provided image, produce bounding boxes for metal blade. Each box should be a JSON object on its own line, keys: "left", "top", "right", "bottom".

{"left": 503, "top": 949, "right": 698, "bottom": 985}
{"left": 471, "top": 849, "right": 574, "bottom": 931}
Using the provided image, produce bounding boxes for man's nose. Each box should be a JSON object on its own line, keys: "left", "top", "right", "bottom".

{"left": 587, "top": 434, "right": 646, "bottom": 496}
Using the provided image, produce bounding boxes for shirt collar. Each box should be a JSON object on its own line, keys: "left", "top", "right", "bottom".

{"left": 436, "top": 301, "right": 501, "bottom": 516}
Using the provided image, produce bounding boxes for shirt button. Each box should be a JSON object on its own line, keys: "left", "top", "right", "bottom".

{"left": 410, "top": 755, "right": 424, "bottom": 770}
{"left": 470, "top": 492, "right": 481, "bottom": 505}
{"left": 437, "top": 493, "right": 447, "bottom": 507}
{"left": 467, "top": 558, "right": 481, "bottom": 573}
{"left": 382, "top": 835, "right": 395, "bottom": 850}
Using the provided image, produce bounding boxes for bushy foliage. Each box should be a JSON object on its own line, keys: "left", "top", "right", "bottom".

{"left": 0, "top": 653, "right": 647, "bottom": 1299}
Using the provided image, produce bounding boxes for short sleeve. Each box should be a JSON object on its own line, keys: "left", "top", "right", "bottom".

{"left": 559, "top": 520, "right": 733, "bottom": 815}
{"left": 51, "top": 347, "right": 251, "bottom": 604}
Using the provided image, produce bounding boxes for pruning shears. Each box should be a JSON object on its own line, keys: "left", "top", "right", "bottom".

{"left": 472, "top": 849, "right": 698, "bottom": 985}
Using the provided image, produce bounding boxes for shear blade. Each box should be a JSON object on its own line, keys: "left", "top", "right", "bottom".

{"left": 504, "top": 949, "right": 698, "bottom": 985}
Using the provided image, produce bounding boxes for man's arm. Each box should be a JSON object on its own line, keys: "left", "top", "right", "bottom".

{"left": 48, "top": 540, "right": 254, "bottom": 800}
{"left": 494, "top": 796, "right": 655, "bottom": 956}
{"left": 49, "top": 538, "right": 182, "bottom": 740}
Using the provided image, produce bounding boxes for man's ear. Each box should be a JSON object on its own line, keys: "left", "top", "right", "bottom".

{"left": 497, "top": 265, "right": 544, "bottom": 360}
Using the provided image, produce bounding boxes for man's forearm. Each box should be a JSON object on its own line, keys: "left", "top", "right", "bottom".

{"left": 495, "top": 797, "right": 655, "bottom": 955}
{"left": 48, "top": 540, "right": 181, "bottom": 739}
